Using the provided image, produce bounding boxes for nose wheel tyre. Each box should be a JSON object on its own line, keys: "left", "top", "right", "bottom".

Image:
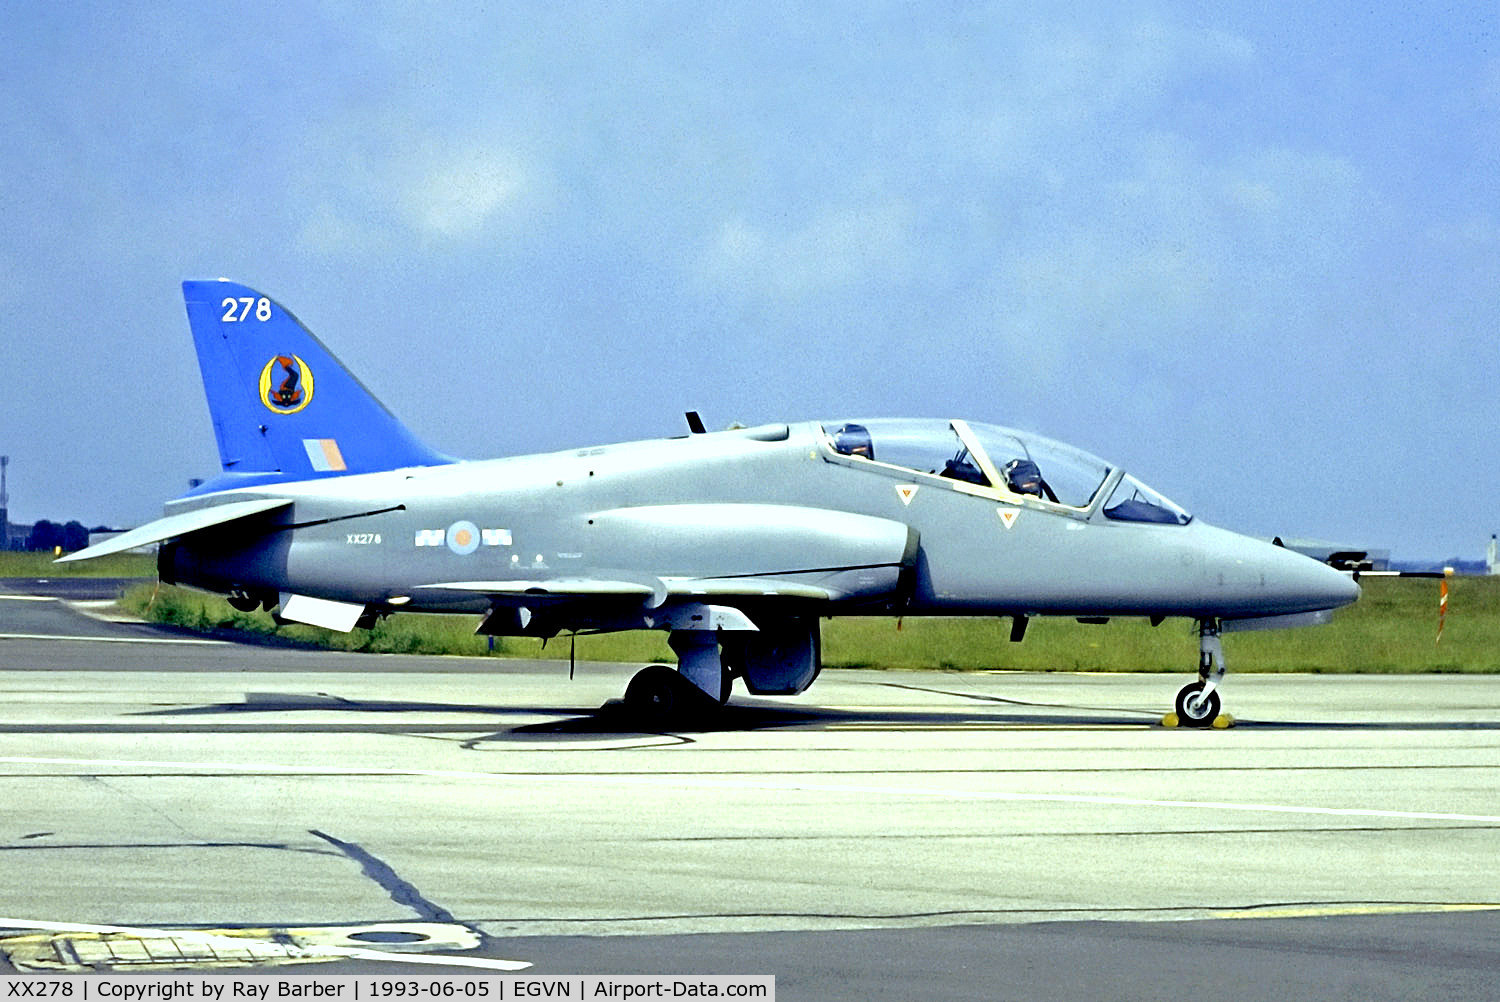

{"left": 1175, "top": 681, "right": 1221, "bottom": 728}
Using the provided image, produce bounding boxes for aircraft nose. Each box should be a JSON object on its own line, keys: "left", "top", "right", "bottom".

{"left": 1308, "top": 555, "right": 1361, "bottom": 609}
{"left": 1259, "top": 540, "right": 1361, "bottom": 613}
{"left": 1195, "top": 525, "right": 1362, "bottom": 617}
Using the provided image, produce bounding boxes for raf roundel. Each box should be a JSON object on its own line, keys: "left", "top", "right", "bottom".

{"left": 446, "top": 520, "right": 481, "bottom": 556}
{"left": 258, "top": 354, "right": 315, "bottom": 415}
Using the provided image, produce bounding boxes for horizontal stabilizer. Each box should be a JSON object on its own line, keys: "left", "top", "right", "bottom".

{"left": 55, "top": 498, "right": 293, "bottom": 563}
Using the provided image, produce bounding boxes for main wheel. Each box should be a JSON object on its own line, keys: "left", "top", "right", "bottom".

{"left": 1175, "top": 681, "right": 1221, "bottom": 728}
{"left": 227, "top": 591, "right": 260, "bottom": 612}
{"left": 625, "top": 665, "right": 688, "bottom": 726}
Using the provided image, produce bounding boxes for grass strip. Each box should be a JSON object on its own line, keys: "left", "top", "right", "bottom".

{"left": 0, "top": 551, "right": 155, "bottom": 578}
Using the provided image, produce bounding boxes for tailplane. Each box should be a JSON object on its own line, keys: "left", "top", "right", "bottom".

{"left": 182, "top": 280, "right": 451, "bottom": 489}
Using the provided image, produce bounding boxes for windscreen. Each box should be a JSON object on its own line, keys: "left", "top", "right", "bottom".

{"left": 1102, "top": 474, "right": 1192, "bottom": 525}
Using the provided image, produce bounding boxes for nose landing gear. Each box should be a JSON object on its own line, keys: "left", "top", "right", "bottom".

{"left": 1171, "top": 618, "right": 1231, "bottom": 728}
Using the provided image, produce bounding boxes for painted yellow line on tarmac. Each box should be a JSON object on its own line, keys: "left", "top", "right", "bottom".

{"left": 1212, "top": 903, "right": 1500, "bottom": 920}
{"left": 829, "top": 723, "right": 1151, "bottom": 731}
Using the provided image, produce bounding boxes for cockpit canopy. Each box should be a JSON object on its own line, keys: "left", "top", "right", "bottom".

{"left": 822, "top": 419, "right": 1191, "bottom": 525}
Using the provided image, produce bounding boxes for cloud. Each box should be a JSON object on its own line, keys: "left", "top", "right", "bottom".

{"left": 702, "top": 200, "right": 913, "bottom": 299}
{"left": 295, "top": 202, "right": 388, "bottom": 258}
{"left": 958, "top": 20, "right": 1257, "bottom": 169}
{"left": 967, "top": 133, "right": 1374, "bottom": 412}
{"left": 289, "top": 120, "right": 539, "bottom": 257}
{"left": 400, "top": 150, "right": 529, "bottom": 240}
{"left": 687, "top": 16, "right": 1266, "bottom": 311}
{"left": 1020, "top": 21, "right": 1255, "bottom": 122}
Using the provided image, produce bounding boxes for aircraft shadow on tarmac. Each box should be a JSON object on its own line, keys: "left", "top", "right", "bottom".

{"left": 510, "top": 699, "right": 1157, "bottom": 736}
{"left": 120, "top": 686, "right": 1500, "bottom": 738}
{"left": 126, "top": 688, "right": 1158, "bottom": 736}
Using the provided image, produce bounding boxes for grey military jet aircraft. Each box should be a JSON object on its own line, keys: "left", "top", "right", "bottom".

{"left": 64, "top": 280, "right": 1360, "bottom": 726}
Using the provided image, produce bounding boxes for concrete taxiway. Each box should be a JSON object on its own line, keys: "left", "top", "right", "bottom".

{"left": 1, "top": 588, "right": 1498, "bottom": 998}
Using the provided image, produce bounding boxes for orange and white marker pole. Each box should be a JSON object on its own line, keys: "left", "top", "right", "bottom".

{"left": 1436, "top": 567, "right": 1455, "bottom": 645}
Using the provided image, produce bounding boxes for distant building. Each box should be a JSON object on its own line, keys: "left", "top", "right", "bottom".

{"left": 1488, "top": 535, "right": 1498, "bottom": 576}
{"left": 1, "top": 517, "right": 25, "bottom": 551}
{"left": 1274, "top": 538, "right": 1390, "bottom": 572}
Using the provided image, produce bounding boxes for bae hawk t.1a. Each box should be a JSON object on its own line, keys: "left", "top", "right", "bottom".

{"left": 63, "top": 280, "right": 1360, "bottom": 725}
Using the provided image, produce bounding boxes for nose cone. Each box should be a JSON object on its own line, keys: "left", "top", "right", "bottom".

{"left": 1278, "top": 547, "right": 1362, "bottom": 612}
{"left": 1331, "top": 561, "right": 1362, "bottom": 607}
{"left": 1196, "top": 525, "right": 1361, "bottom": 617}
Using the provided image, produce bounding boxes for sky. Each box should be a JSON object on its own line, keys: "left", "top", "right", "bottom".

{"left": 1, "top": 2, "right": 1495, "bottom": 560}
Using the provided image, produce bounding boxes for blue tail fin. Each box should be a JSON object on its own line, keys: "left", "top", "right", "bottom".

{"left": 182, "top": 280, "right": 452, "bottom": 491}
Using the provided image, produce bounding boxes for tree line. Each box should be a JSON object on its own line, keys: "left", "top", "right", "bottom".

{"left": 14, "top": 520, "right": 96, "bottom": 553}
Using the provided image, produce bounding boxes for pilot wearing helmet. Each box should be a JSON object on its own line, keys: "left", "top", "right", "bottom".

{"left": 1003, "top": 458, "right": 1045, "bottom": 498}
{"left": 830, "top": 423, "right": 873, "bottom": 460}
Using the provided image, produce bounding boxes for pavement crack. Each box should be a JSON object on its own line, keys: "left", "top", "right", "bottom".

{"left": 82, "top": 775, "right": 200, "bottom": 841}
{"left": 308, "top": 828, "right": 455, "bottom": 923}
{"left": 0, "top": 839, "right": 337, "bottom": 854}
{"left": 872, "top": 680, "right": 1162, "bottom": 717}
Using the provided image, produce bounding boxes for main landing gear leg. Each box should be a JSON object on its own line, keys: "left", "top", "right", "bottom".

{"left": 1173, "top": 618, "right": 1225, "bottom": 728}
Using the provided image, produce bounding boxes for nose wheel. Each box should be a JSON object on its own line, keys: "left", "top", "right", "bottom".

{"left": 1171, "top": 619, "right": 1227, "bottom": 728}
{"left": 1175, "top": 680, "right": 1222, "bottom": 726}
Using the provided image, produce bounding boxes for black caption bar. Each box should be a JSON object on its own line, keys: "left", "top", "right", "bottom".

{"left": 0, "top": 977, "right": 775, "bottom": 1002}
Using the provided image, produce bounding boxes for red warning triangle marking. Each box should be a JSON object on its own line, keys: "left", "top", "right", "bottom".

{"left": 896, "top": 485, "right": 918, "bottom": 506}
{"left": 998, "top": 508, "right": 1020, "bottom": 530}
